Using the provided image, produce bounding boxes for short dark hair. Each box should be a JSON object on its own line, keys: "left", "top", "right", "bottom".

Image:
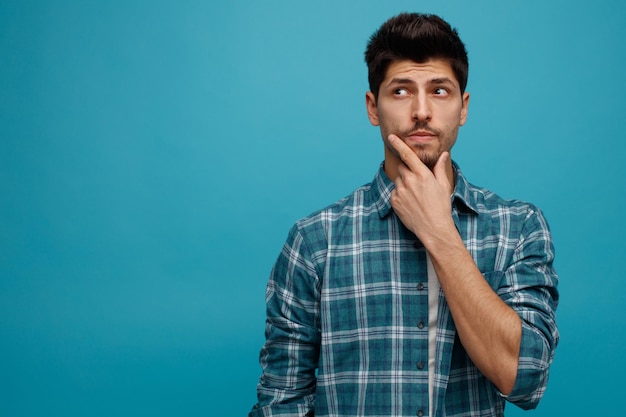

{"left": 365, "top": 13, "right": 469, "bottom": 98}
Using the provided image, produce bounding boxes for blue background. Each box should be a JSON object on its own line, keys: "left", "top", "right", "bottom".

{"left": 1, "top": 1, "right": 625, "bottom": 415}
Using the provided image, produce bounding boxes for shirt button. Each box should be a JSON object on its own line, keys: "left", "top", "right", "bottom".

{"left": 417, "top": 321, "right": 425, "bottom": 329}
{"left": 417, "top": 410, "right": 424, "bottom": 417}
{"left": 416, "top": 361, "right": 425, "bottom": 370}
{"left": 416, "top": 283, "right": 424, "bottom": 291}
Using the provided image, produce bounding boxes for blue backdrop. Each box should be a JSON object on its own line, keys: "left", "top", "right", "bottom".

{"left": 1, "top": 1, "right": 625, "bottom": 415}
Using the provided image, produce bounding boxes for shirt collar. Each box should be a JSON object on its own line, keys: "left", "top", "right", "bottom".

{"left": 451, "top": 161, "right": 480, "bottom": 214}
{"left": 373, "top": 163, "right": 395, "bottom": 218}
{"left": 372, "top": 161, "right": 480, "bottom": 218}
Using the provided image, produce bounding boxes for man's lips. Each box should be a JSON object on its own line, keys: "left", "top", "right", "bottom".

{"left": 405, "top": 130, "right": 437, "bottom": 143}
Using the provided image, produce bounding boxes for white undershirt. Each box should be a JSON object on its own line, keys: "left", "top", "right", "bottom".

{"left": 426, "top": 253, "right": 440, "bottom": 417}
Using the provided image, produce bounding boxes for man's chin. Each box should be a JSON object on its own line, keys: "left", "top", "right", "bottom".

{"left": 416, "top": 150, "right": 439, "bottom": 171}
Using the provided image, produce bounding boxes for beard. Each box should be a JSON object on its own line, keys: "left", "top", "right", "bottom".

{"left": 413, "top": 148, "right": 440, "bottom": 171}
{"left": 395, "top": 121, "right": 444, "bottom": 171}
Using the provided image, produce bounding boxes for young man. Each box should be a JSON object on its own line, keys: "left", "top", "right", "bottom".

{"left": 249, "top": 13, "right": 559, "bottom": 417}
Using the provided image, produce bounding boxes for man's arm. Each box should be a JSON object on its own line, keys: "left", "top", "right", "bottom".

{"left": 489, "top": 207, "right": 559, "bottom": 408}
{"left": 387, "top": 134, "right": 556, "bottom": 397}
{"left": 249, "top": 224, "right": 320, "bottom": 417}
{"left": 426, "top": 227, "right": 521, "bottom": 394}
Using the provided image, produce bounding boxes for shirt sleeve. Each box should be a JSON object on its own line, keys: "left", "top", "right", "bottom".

{"left": 249, "top": 224, "right": 321, "bottom": 417}
{"left": 497, "top": 207, "right": 560, "bottom": 409}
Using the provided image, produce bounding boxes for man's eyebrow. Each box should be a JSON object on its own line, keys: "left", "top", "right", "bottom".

{"left": 430, "top": 77, "right": 456, "bottom": 85}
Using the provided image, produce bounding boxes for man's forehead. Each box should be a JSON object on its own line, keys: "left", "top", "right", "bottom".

{"left": 383, "top": 59, "right": 459, "bottom": 86}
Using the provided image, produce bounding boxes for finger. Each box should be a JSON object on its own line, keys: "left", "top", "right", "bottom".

{"left": 393, "top": 172, "right": 404, "bottom": 191}
{"left": 433, "top": 151, "right": 451, "bottom": 186}
{"left": 396, "top": 160, "right": 410, "bottom": 179}
{"left": 388, "top": 134, "right": 428, "bottom": 174}
{"left": 433, "top": 151, "right": 448, "bottom": 178}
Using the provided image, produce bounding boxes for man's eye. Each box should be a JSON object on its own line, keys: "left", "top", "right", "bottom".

{"left": 433, "top": 88, "right": 449, "bottom": 96}
{"left": 393, "top": 88, "right": 409, "bottom": 96}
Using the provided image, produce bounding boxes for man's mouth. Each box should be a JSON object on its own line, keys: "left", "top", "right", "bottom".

{"left": 405, "top": 130, "right": 437, "bottom": 143}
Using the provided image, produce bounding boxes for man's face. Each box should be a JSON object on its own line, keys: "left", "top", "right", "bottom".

{"left": 366, "top": 59, "right": 470, "bottom": 174}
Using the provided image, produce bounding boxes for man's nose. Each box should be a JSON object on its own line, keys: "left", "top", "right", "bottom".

{"left": 411, "top": 93, "right": 432, "bottom": 122}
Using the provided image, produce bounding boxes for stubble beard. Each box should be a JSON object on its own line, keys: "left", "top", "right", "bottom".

{"left": 394, "top": 121, "right": 444, "bottom": 171}
{"left": 415, "top": 147, "right": 440, "bottom": 171}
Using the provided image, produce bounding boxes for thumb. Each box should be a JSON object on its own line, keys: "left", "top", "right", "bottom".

{"left": 434, "top": 151, "right": 452, "bottom": 189}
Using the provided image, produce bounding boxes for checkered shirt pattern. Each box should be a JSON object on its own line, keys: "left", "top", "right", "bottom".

{"left": 250, "top": 162, "right": 559, "bottom": 417}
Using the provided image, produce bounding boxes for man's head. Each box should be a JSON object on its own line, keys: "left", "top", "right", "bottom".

{"left": 365, "top": 13, "right": 468, "bottom": 100}
{"left": 364, "top": 13, "right": 470, "bottom": 177}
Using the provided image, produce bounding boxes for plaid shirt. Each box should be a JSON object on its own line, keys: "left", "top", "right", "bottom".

{"left": 250, "top": 162, "right": 559, "bottom": 417}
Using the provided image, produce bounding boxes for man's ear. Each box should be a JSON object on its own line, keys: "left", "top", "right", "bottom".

{"left": 365, "top": 91, "right": 380, "bottom": 126}
{"left": 459, "top": 91, "right": 470, "bottom": 126}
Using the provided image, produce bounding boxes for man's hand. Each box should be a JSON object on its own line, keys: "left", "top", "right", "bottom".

{"left": 387, "top": 134, "right": 521, "bottom": 395}
{"left": 388, "top": 134, "right": 456, "bottom": 247}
